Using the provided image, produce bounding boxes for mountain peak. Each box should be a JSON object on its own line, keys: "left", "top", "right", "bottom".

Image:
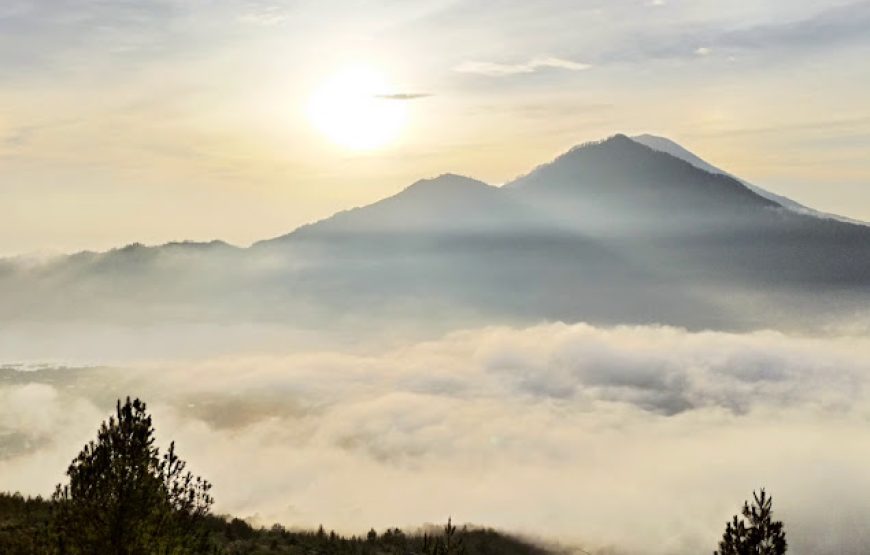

{"left": 402, "top": 173, "right": 493, "bottom": 196}
{"left": 264, "top": 172, "right": 514, "bottom": 242}
{"left": 562, "top": 133, "right": 634, "bottom": 154}
{"left": 504, "top": 133, "right": 779, "bottom": 232}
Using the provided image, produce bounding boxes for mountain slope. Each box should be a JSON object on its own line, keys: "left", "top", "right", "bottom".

{"left": 259, "top": 173, "right": 534, "bottom": 245}
{"left": 283, "top": 134, "right": 791, "bottom": 240}
{"left": 246, "top": 134, "right": 870, "bottom": 328}
{"left": 505, "top": 134, "right": 780, "bottom": 235}
{"left": 630, "top": 133, "right": 865, "bottom": 224}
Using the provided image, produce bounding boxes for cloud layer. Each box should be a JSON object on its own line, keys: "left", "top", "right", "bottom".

{"left": 2, "top": 322, "right": 870, "bottom": 553}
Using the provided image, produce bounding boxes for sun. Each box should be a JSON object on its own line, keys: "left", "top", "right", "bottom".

{"left": 307, "top": 66, "right": 408, "bottom": 150}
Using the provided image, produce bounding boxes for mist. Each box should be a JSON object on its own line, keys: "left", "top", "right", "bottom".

{"left": 3, "top": 322, "right": 870, "bottom": 554}
{"left": 3, "top": 1, "right": 870, "bottom": 552}
{"left": 3, "top": 137, "right": 869, "bottom": 351}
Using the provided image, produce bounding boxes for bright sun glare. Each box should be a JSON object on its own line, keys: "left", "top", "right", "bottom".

{"left": 307, "top": 67, "right": 408, "bottom": 150}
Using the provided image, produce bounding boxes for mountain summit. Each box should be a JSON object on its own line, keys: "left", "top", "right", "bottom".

{"left": 278, "top": 173, "right": 528, "bottom": 241}
{"left": 504, "top": 134, "right": 779, "bottom": 233}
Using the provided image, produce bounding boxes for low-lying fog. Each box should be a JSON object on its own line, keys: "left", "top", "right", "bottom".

{"left": 2, "top": 322, "right": 869, "bottom": 554}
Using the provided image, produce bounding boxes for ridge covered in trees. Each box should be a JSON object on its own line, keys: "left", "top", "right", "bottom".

{"left": 0, "top": 494, "right": 548, "bottom": 555}
{"left": 0, "top": 397, "right": 787, "bottom": 554}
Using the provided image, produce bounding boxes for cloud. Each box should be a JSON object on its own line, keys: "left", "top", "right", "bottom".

{"left": 374, "top": 93, "right": 433, "bottom": 100}
{"left": 3, "top": 125, "right": 37, "bottom": 148}
{"left": 606, "top": 1, "right": 870, "bottom": 63}
{"left": 2, "top": 323, "right": 870, "bottom": 553}
{"left": 720, "top": 1, "right": 870, "bottom": 52}
{"left": 1, "top": 117, "right": 80, "bottom": 149}
{"left": 454, "top": 57, "right": 591, "bottom": 77}
{"left": 238, "top": 5, "right": 289, "bottom": 26}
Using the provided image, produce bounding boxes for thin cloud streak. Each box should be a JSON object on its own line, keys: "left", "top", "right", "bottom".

{"left": 454, "top": 57, "right": 591, "bottom": 76}
{"left": 375, "top": 93, "right": 433, "bottom": 100}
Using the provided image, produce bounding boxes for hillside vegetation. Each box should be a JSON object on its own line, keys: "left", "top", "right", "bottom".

{"left": 0, "top": 397, "right": 785, "bottom": 554}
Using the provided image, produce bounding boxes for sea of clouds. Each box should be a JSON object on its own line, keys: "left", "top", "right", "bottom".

{"left": 2, "top": 322, "right": 870, "bottom": 554}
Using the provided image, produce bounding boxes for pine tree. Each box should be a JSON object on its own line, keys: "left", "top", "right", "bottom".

{"left": 51, "top": 397, "right": 213, "bottom": 555}
{"left": 715, "top": 489, "right": 787, "bottom": 555}
{"left": 424, "top": 518, "right": 466, "bottom": 555}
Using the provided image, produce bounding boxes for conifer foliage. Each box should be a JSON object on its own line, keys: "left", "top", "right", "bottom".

{"left": 51, "top": 397, "right": 213, "bottom": 554}
{"left": 422, "top": 517, "right": 466, "bottom": 555}
{"left": 715, "top": 489, "right": 787, "bottom": 555}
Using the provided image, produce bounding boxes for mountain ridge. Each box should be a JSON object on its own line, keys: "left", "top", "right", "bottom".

{"left": 9, "top": 133, "right": 861, "bottom": 257}
{"left": 262, "top": 133, "right": 808, "bottom": 245}
{"left": 29, "top": 132, "right": 835, "bottom": 259}
{"left": 1, "top": 133, "right": 869, "bottom": 332}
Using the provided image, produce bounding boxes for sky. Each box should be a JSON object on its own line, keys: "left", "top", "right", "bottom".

{"left": 2, "top": 0, "right": 870, "bottom": 255}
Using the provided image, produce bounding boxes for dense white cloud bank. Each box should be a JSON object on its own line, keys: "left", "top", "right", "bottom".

{"left": 2, "top": 322, "right": 870, "bottom": 554}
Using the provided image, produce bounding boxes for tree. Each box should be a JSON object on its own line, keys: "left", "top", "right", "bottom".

{"left": 51, "top": 397, "right": 213, "bottom": 555}
{"left": 423, "top": 518, "right": 466, "bottom": 555}
{"left": 715, "top": 489, "right": 787, "bottom": 555}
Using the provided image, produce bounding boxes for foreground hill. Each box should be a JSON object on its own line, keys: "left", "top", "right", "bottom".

{"left": 1, "top": 134, "right": 868, "bottom": 337}
{"left": 0, "top": 493, "right": 554, "bottom": 555}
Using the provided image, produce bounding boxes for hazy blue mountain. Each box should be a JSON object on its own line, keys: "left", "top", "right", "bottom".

{"left": 504, "top": 134, "right": 780, "bottom": 236}
{"left": 0, "top": 240, "right": 245, "bottom": 321}
{"left": 266, "top": 134, "right": 796, "bottom": 240}
{"left": 631, "top": 133, "right": 865, "bottom": 224}
{"left": 247, "top": 134, "right": 870, "bottom": 330}
{"left": 258, "top": 174, "right": 535, "bottom": 244}
{"left": 501, "top": 135, "right": 870, "bottom": 289}
{"left": 630, "top": 134, "right": 730, "bottom": 176}
{"left": 2, "top": 134, "right": 869, "bottom": 335}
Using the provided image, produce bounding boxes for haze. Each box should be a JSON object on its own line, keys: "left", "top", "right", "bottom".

{"left": 2, "top": 0, "right": 870, "bottom": 254}
{"left": 2, "top": 3, "right": 870, "bottom": 555}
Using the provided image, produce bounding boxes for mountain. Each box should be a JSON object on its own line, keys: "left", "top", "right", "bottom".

{"left": 266, "top": 134, "right": 793, "bottom": 241}
{"left": 242, "top": 134, "right": 870, "bottom": 330}
{"left": 631, "top": 133, "right": 866, "bottom": 224}
{"left": 259, "top": 174, "right": 532, "bottom": 244}
{"left": 2, "top": 133, "right": 869, "bottom": 335}
{"left": 629, "top": 134, "right": 728, "bottom": 176}
{"left": 504, "top": 134, "right": 780, "bottom": 235}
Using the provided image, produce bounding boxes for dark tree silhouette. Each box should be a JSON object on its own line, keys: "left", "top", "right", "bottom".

{"left": 423, "top": 517, "right": 466, "bottom": 555}
{"left": 51, "top": 397, "right": 213, "bottom": 555}
{"left": 715, "top": 489, "right": 787, "bottom": 555}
